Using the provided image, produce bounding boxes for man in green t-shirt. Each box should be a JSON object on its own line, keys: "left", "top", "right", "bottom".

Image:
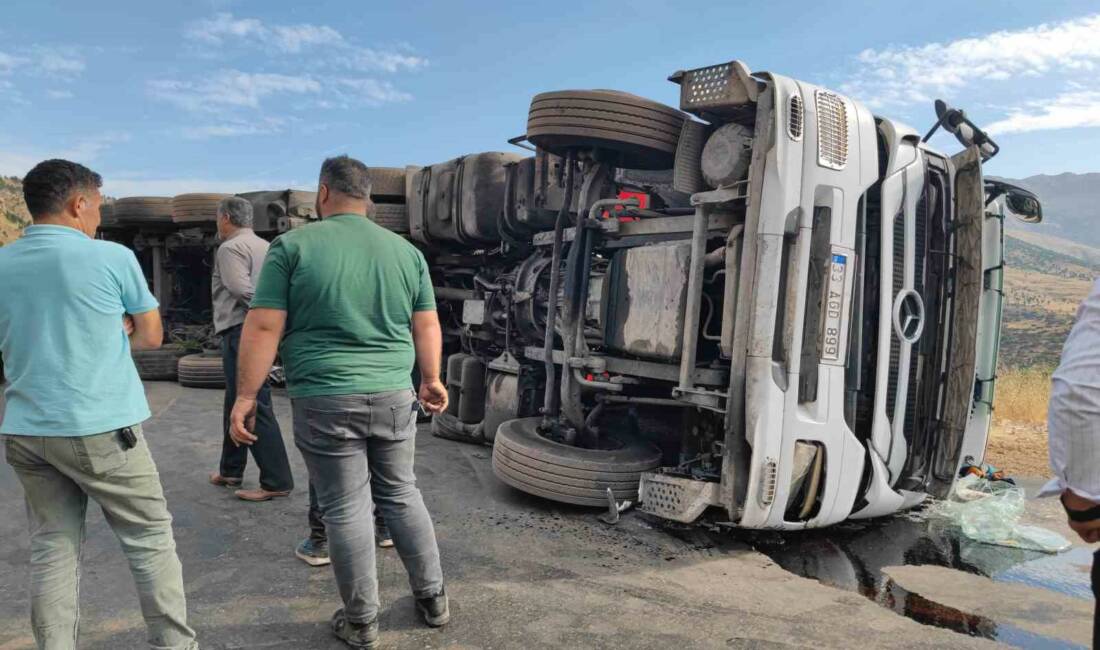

{"left": 230, "top": 155, "right": 449, "bottom": 648}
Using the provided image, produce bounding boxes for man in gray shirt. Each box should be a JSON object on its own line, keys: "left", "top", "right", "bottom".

{"left": 209, "top": 196, "right": 293, "bottom": 501}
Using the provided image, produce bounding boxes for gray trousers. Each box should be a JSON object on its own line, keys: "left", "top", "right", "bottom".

{"left": 292, "top": 389, "right": 444, "bottom": 624}
{"left": 4, "top": 427, "right": 196, "bottom": 650}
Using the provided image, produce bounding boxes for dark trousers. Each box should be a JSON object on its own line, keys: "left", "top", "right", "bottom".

{"left": 219, "top": 325, "right": 294, "bottom": 492}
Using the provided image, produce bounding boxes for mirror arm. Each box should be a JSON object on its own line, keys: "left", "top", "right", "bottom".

{"left": 921, "top": 113, "right": 950, "bottom": 143}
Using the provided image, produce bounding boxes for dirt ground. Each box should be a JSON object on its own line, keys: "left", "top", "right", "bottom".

{"left": 986, "top": 420, "right": 1050, "bottom": 477}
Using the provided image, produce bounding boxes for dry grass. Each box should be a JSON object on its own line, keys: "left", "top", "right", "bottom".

{"left": 986, "top": 366, "right": 1054, "bottom": 476}
{"left": 994, "top": 366, "right": 1053, "bottom": 424}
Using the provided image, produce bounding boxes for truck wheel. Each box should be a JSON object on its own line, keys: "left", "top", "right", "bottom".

{"left": 178, "top": 352, "right": 226, "bottom": 389}
{"left": 115, "top": 197, "right": 174, "bottom": 225}
{"left": 172, "top": 193, "right": 232, "bottom": 223}
{"left": 492, "top": 417, "right": 661, "bottom": 506}
{"left": 99, "top": 203, "right": 117, "bottom": 226}
{"left": 132, "top": 345, "right": 186, "bottom": 381}
{"left": 527, "top": 90, "right": 687, "bottom": 170}
{"left": 370, "top": 204, "right": 410, "bottom": 234}
{"left": 369, "top": 167, "right": 407, "bottom": 202}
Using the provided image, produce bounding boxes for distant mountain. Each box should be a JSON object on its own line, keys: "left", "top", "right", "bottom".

{"left": 993, "top": 172, "right": 1100, "bottom": 247}
{"left": 0, "top": 177, "right": 30, "bottom": 246}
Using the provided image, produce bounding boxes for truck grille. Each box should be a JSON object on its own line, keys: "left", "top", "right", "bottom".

{"left": 815, "top": 90, "right": 848, "bottom": 170}
{"left": 886, "top": 213, "right": 904, "bottom": 421}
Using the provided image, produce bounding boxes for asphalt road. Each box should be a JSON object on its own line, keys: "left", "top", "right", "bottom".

{"left": 0, "top": 382, "right": 1078, "bottom": 648}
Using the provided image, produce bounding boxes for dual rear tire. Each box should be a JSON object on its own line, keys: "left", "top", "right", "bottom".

{"left": 491, "top": 417, "right": 660, "bottom": 507}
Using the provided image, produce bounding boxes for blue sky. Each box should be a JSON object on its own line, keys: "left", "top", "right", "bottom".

{"left": 1, "top": 0, "right": 1098, "bottom": 196}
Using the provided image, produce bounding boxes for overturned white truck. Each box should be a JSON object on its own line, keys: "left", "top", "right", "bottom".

{"left": 400, "top": 60, "right": 1042, "bottom": 530}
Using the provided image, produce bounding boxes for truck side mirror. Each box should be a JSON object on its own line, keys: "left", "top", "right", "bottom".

{"left": 1005, "top": 189, "right": 1042, "bottom": 223}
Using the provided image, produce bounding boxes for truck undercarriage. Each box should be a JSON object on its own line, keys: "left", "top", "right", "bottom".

{"left": 102, "top": 59, "right": 1042, "bottom": 531}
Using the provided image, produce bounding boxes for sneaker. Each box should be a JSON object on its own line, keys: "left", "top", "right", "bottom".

{"left": 330, "top": 608, "right": 379, "bottom": 649}
{"left": 295, "top": 538, "right": 331, "bottom": 567}
{"left": 376, "top": 520, "right": 394, "bottom": 548}
{"left": 416, "top": 588, "right": 450, "bottom": 627}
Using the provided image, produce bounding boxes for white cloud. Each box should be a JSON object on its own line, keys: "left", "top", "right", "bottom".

{"left": 180, "top": 116, "right": 290, "bottom": 139}
{"left": 31, "top": 47, "right": 85, "bottom": 76}
{"left": 59, "top": 132, "right": 131, "bottom": 161}
{"left": 185, "top": 13, "right": 265, "bottom": 44}
{"left": 987, "top": 89, "right": 1100, "bottom": 134}
{"left": 149, "top": 69, "right": 411, "bottom": 126}
{"left": 269, "top": 23, "right": 343, "bottom": 54}
{"left": 0, "top": 51, "right": 25, "bottom": 74}
{"left": 0, "top": 133, "right": 128, "bottom": 178}
{"left": 184, "top": 12, "right": 427, "bottom": 72}
{"left": 335, "top": 78, "right": 413, "bottom": 106}
{"left": 844, "top": 14, "right": 1100, "bottom": 107}
{"left": 0, "top": 46, "right": 84, "bottom": 78}
{"left": 344, "top": 48, "right": 427, "bottom": 74}
{"left": 149, "top": 70, "right": 321, "bottom": 111}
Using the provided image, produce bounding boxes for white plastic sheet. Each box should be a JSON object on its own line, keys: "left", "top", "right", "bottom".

{"left": 929, "top": 475, "right": 1071, "bottom": 553}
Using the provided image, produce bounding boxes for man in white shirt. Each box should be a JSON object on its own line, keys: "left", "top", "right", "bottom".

{"left": 1042, "top": 278, "right": 1100, "bottom": 646}
{"left": 208, "top": 196, "right": 293, "bottom": 501}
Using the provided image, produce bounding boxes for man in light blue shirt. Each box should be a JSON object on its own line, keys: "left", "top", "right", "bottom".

{"left": 0, "top": 159, "right": 197, "bottom": 650}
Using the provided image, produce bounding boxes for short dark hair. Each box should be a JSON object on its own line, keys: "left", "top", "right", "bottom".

{"left": 319, "top": 155, "right": 372, "bottom": 200}
{"left": 23, "top": 159, "right": 102, "bottom": 219}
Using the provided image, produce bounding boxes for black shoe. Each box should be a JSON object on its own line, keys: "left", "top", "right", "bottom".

{"left": 416, "top": 589, "right": 450, "bottom": 627}
{"left": 330, "top": 608, "right": 379, "bottom": 649}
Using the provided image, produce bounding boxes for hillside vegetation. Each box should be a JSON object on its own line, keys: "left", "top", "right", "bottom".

{"left": 1000, "top": 233, "right": 1095, "bottom": 368}
{"left": 0, "top": 177, "right": 30, "bottom": 246}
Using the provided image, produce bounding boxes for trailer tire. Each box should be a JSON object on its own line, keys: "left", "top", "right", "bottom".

{"left": 527, "top": 90, "right": 686, "bottom": 170}
{"left": 492, "top": 417, "right": 660, "bottom": 506}
{"left": 368, "top": 167, "right": 407, "bottom": 202}
{"left": 99, "top": 203, "right": 118, "bottom": 226}
{"left": 115, "top": 197, "right": 174, "bottom": 224}
{"left": 132, "top": 345, "right": 187, "bottom": 381}
{"left": 178, "top": 352, "right": 226, "bottom": 389}
{"left": 370, "top": 204, "right": 410, "bottom": 234}
{"left": 172, "top": 193, "right": 232, "bottom": 223}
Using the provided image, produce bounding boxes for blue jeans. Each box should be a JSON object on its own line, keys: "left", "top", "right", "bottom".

{"left": 292, "top": 390, "right": 444, "bottom": 624}
{"left": 4, "top": 428, "right": 196, "bottom": 650}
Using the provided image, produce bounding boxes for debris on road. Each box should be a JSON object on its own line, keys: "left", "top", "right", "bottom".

{"left": 929, "top": 475, "right": 1070, "bottom": 553}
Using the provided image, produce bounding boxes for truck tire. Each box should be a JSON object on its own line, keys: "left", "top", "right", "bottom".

{"left": 370, "top": 204, "right": 410, "bottom": 234}
{"left": 527, "top": 90, "right": 686, "bottom": 170}
{"left": 115, "top": 197, "right": 173, "bottom": 224}
{"left": 99, "top": 203, "right": 117, "bottom": 226}
{"left": 369, "top": 167, "right": 407, "bottom": 202}
{"left": 172, "top": 193, "right": 231, "bottom": 223}
{"left": 178, "top": 352, "right": 226, "bottom": 389}
{"left": 492, "top": 417, "right": 661, "bottom": 506}
{"left": 132, "top": 345, "right": 186, "bottom": 381}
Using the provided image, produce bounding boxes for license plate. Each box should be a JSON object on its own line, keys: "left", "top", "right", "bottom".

{"left": 821, "top": 254, "right": 848, "bottom": 362}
